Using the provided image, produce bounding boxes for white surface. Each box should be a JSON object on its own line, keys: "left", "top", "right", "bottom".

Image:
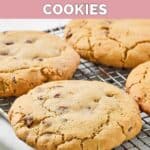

{"left": 0, "top": 117, "right": 33, "bottom": 150}
{"left": 0, "top": 19, "right": 70, "bottom": 150}
{"left": 0, "top": 19, "right": 70, "bottom": 31}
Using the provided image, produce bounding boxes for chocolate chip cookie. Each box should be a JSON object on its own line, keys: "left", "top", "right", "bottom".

{"left": 0, "top": 31, "right": 80, "bottom": 96}
{"left": 126, "top": 61, "right": 150, "bottom": 114}
{"left": 65, "top": 19, "right": 150, "bottom": 68}
{"left": 9, "top": 80, "right": 142, "bottom": 150}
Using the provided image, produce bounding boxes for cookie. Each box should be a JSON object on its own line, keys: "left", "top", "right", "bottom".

{"left": 126, "top": 61, "right": 150, "bottom": 114}
{"left": 8, "top": 80, "right": 142, "bottom": 150}
{"left": 0, "top": 31, "right": 80, "bottom": 97}
{"left": 65, "top": 19, "right": 150, "bottom": 68}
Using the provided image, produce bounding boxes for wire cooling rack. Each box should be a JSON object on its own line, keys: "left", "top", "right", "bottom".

{"left": 0, "top": 26, "right": 150, "bottom": 150}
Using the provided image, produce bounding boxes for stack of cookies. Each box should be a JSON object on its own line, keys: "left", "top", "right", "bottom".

{"left": 2, "top": 20, "right": 149, "bottom": 150}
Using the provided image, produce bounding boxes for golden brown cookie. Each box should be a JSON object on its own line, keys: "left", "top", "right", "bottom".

{"left": 65, "top": 19, "right": 150, "bottom": 68}
{"left": 0, "top": 31, "right": 80, "bottom": 96}
{"left": 9, "top": 80, "right": 142, "bottom": 150}
{"left": 126, "top": 61, "right": 150, "bottom": 114}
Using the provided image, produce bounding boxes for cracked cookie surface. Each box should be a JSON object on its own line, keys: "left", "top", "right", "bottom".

{"left": 0, "top": 31, "right": 80, "bottom": 96}
{"left": 126, "top": 61, "right": 150, "bottom": 114}
{"left": 65, "top": 19, "right": 150, "bottom": 68}
{"left": 9, "top": 80, "right": 142, "bottom": 150}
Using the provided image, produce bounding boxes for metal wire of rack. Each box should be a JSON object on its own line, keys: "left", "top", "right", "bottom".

{"left": 0, "top": 26, "right": 150, "bottom": 150}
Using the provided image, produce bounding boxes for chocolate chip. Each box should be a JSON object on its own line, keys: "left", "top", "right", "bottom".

{"left": 26, "top": 40, "right": 33, "bottom": 44}
{"left": 12, "top": 76, "right": 17, "bottom": 84}
{"left": 87, "top": 106, "right": 91, "bottom": 110}
{"left": 37, "top": 95, "right": 49, "bottom": 101}
{"left": 65, "top": 30, "right": 72, "bottom": 39}
{"left": 44, "top": 30, "right": 51, "bottom": 33}
{"left": 106, "top": 93, "right": 114, "bottom": 97}
{"left": 0, "top": 51, "right": 8, "bottom": 56}
{"left": 24, "top": 115, "right": 33, "bottom": 127}
{"left": 32, "top": 56, "right": 43, "bottom": 61}
{"left": 94, "top": 99, "right": 100, "bottom": 103}
{"left": 101, "top": 27, "right": 109, "bottom": 35}
{"left": 38, "top": 58, "right": 43, "bottom": 61}
{"left": 101, "top": 26, "right": 109, "bottom": 30}
{"left": 5, "top": 42, "right": 14, "bottom": 45}
{"left": 136, "top": 97, "right": 141, "bottom": 101}
{"left": 128, "top": 126, "right": 133, "bottom": 132}
{"left": 37, "top": 96, "right": 44, "bottom": 100}
{"left": 58, "top": 106, "right": 68, "bottom": 114}
{"left": 54, "top": 93, "right": 61, "bottom": 98}
{"left": 3, "top": 31, "right": 8, "bottom": 34}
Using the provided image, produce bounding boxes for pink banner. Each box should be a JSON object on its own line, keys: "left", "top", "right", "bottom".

{"left": 0, "top": 0, "right": 149, "bottom": 18}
